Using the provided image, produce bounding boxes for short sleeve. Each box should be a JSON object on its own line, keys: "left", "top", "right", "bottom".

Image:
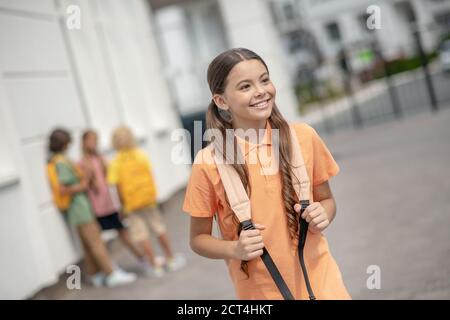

{"left": 182, "top": 153, "right": 218, "bottom": 218}
{"left": 310, "top": 126, "right": 340, "bottom": 186}
{"left": 107, "top": 158, "right": 119, "bottom": 185}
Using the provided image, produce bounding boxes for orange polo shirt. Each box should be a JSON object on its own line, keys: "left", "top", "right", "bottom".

{"left": 183, "top": 122, "right": 351, "bottom": 300}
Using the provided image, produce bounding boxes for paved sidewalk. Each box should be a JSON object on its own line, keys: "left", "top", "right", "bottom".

{"left": 34, "top": 107, "right": 450, "bottom": 300}
{"left": 323, "top": 106, "right": 450, "bottom": 299}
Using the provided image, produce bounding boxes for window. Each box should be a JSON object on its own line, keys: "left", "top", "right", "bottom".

{"left": 395, "top": 1, "right": 417, "bottom": 23}
{"left": 283, "top": 3, "right": 296, "bottom": 21}
{"left": 288, "top": 31, "right": 304, "bottom": 53}
{"left": 435, "top": 11, "right": 450, "bottom": 29}
{"left": 287, "top": 30, "right": 315, "bottom": 53}
{"left": 325, "top": 22, "right": 341, "bottom": 42}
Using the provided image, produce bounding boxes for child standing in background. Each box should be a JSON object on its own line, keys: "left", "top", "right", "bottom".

{"left": 108, "top": 126, "right": 186, "bottom": 277}
{"left": 79, "top": 130, "right": 147, "bottom": 268}
{"left": 46, "top": 128, "right": 137, "bottom": 287}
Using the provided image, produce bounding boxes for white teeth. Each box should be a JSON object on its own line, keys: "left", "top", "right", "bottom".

{"left": 251, "top": 100, "right": 269, "bottom": 108}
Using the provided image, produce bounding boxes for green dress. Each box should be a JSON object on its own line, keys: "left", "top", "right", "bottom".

{"left": 55, "top": 157, "right": 95, "bottom": 226}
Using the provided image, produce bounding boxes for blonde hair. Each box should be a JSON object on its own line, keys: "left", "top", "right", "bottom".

{"left": 112, "top": 126, "right": 136, "bottom": 151}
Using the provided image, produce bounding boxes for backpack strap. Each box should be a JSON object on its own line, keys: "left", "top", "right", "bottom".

{"left": 214, "top": 153, "right": 251, "bottom": 223}
{"left": 47, "top": 154, "right": 72, "bottom": 212}
{"left": 213, "top": 124, "right": 317, "bottom": 300}
{"left": 213, "top": 130, "right": 294, "bottom": 300}
{"left": 289, "top": 125, "right": 310, "bottom": 202}
{"left": 289, "top": 125, "right": 316, "bottom": 300}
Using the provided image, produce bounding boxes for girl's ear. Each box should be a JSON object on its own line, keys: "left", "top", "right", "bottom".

{"left": 213, "top": 94, "right": 229, "bottom": 111}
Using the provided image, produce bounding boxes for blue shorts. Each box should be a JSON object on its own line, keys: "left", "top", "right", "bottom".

{"left": 96, "top": 212, "right": 125, "bottom": 230}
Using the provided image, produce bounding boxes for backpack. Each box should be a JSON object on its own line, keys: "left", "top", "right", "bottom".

{"left": 115, "top": 150, "right": 157, "bottom": 213}
{"left": 46, "top": 155, "right": 74, "bottom": 211}
{"left": 213, "top": 124, "right": 315, "bottom": 300}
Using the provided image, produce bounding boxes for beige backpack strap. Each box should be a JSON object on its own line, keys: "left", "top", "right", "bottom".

{"left": 214, "top": 125, "right": 310, "bottom": 219}
{"left": 289, "top": 124, "right": 316, "bottom": 300}
{"left": 289, "top": 125, "right": 310, "bottom": 202}
{"left": 212, "top": 125, "right": 315, "bottom": 300}
{"left": 212, "top": 138, "right": 295, "bottom": 300}
{"left": 213, "top": 149, "right": 251, "bottom": 223}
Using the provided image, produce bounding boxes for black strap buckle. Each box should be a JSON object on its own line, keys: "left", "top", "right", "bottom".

{"left": 239, "top": 219, "right": 294, "bottom": 300}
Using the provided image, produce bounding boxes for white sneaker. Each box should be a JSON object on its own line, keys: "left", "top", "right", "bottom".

{"left": 105, "top": 269, "right": 137, "bottom": 287}
{"left": 139, "top": 259, "right": 165, "bottom": 278}
{"left": 151, "top": 265, "right": 166, "bottom": 278}
{"left": 89, "top": 272, "right": 105, "bottom": 288}
{"left": 166, "top": 254, "right": 187, "bottom": 272}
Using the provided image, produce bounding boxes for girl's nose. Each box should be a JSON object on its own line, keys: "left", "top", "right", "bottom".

{"left": 254, "top": 85, "right": 266, "bottom": 97}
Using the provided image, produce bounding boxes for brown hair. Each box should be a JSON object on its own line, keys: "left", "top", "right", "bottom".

{"left": 206, "top": 48, "right": 300, "bottom": 276}
{"left": 48, "top": 128, "right": 71, "bottom": 155}
{"left": 82, "top": 129, "right": 98, "bottom": 156}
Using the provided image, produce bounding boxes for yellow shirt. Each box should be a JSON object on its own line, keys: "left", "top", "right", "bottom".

{"left": 108, "top": 149, "right": 157, "bottom": 213}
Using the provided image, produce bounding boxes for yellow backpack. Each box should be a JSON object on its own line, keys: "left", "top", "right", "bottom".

{"left": 46, "top": 155, "right": 79, "bottom": 211}
{"left": 115, "top": 150, "right": 157, "bottom": 213}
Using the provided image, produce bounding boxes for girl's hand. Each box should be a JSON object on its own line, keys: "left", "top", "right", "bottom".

{"left": 79, "top": 179, "right": 89, "bottom": 191}
{"left": 233, "top": 224, "right": 266, "bottom": 261}
{"left": 59, "top": 180, "right": 87, "bottom": 195}
{"left": 59, "top": 184, "right": 70, "bottom": 195}
{"left": 294, "top": 202, "right": 330, "bottom": 234}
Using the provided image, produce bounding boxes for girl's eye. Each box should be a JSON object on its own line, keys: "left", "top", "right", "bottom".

{"left": 262, "top": 78, "right": 270, "bottom": 83}
{"left": 240, "top": 84, "right": 250, "bottom": 90}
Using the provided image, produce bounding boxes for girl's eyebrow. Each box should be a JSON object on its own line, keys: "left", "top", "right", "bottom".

{"left": 235, "top": 72, "right": 269, "bottom": 88}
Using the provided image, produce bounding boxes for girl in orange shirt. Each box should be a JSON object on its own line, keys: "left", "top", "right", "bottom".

{"left": 183, "top": 48, "right": 350, "bottom": 300}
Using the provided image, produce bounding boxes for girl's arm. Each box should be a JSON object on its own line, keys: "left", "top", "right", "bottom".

{"left": 294, "top": 180, "right": 336, "bottom": 233}
{"left": 57, "top": 161, "right": 88, "bottom": 195}
{"left": 190, "top": 216, "right": 265, "bottom": 261}
{"left": 110, "top": 184, "right": 124, "bottom": 208}
{"left": 313, "top": 181, "right": 336, "bottom": 223}
{"left": 100, "top": 156, "right": 108, "bottom": 177}
{"left": 60, "top": 179, "right": 88, "bottom": 195}
{"left": 78, "top": 157, "right": 96, "bottom": 188}
{"left": 190, "top": 217, "right": 235, "bottom": 259}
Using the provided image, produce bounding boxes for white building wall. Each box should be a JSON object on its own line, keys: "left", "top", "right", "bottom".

{"left": 218, "top": 0, "right": 300, "bottom": 122}
{"left": 154, "top": 1, "right": 229, "bottom": 116}
{"left": 410, "top": 0, "right": 441, "bottom": 51}
{"left": 154, "top": 6, "right": 206, "bottom": 115}
{"left": 376, "top": 2, "right": 414, "bottom": 57}
{"left": 0, "top": 0, "right": 189, "bottom": 299}
{"left": 300, "top": 0, "right": 448, "bottom": 60}
{"left": 153, "top": 0, "right": 300, "bottom": 120}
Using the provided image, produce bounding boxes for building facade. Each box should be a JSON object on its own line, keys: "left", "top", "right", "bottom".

{"left": 151, "top": 0, "right": 301, "bottom": 126}
{"left": 270, "top": 0, "right": 450, "bottom": 82}
{"left": 0, "top": 0, "right": 301, "bottom": 299}
{"left": 0, "top": 0, "right": 191, "bottom": 299}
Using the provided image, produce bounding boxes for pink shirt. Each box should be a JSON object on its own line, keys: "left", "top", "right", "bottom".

{"left": 79, "top": 154, "right": 117, "bottom": 217}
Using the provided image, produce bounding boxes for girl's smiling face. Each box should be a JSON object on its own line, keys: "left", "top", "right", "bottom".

{"left": 213, "top": 59, "right": 276, "bottom": 130}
